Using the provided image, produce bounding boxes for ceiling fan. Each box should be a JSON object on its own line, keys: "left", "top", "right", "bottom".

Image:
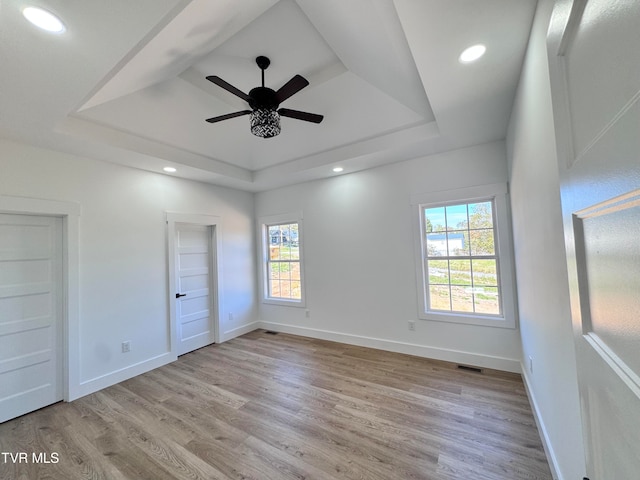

{"left": 205, "top": 56, "right": 323, "bottom": 139}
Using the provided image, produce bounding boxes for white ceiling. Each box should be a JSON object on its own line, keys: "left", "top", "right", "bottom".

{"left": 0, "top": 0, "right": 536, "bottom": 192}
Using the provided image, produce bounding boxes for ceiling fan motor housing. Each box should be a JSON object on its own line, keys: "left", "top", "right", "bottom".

{"left": 248, "top": 87, "right": 279, "bottom": 110}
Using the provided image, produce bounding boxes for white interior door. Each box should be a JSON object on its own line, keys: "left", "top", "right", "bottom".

{"left": 0, "top": 214, "right": 63, "bottom": 423}
{"left": 174, "top": 223, "right": 215, "bottom": 355}
{"left": 548, "top": 0, "right": 640, "bottom": 478}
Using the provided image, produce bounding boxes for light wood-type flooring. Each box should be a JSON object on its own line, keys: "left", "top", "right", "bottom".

{"left": 0, "top": 330, "right": 552, "bottom": 479}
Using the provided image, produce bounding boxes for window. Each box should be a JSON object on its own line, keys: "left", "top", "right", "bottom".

{"left": 412, "top": 184, "right": 516, "bottom": 328}
{"left": 260, "top": 214, "right": 305, "bottom": 306}
{"left": 424, "top": 200, "right": 500, "bottom": 314}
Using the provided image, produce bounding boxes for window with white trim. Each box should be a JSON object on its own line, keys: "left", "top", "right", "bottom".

{"left": 412, "top": 184, "right": 516, "bottom": 328}
{"left": 260, "top": 214, "right": 305, "bottom": 306}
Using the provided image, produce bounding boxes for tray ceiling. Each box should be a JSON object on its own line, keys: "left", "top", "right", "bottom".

{"left": 0, "top": 0, "right": 536, "bottom": 191}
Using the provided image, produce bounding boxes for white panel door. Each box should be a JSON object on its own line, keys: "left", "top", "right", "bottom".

{"left": 548, "top": 0, "right": 640, "bottom": 478}
{"left": 0, "top": 214, "right": 62, "bottom": 423}
{"left": 175, "top": 223, "right": 215, "bottom": 355}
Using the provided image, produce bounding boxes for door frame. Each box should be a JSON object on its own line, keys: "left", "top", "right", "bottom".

{"left": 166, "top": 212, "right": 223, "bottom": 354}
{"left": 0, "top": 195, "right": 80, "bottom": 401}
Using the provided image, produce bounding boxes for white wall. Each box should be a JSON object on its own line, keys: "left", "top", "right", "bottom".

{"left": 255, "top": 141, "right": 522, "bottom": 372}
{"left": 506, "top": 0, "right": 586, "bottom": 478}
{"left": 0, "top": 138, "right": 257, "bottom": 399}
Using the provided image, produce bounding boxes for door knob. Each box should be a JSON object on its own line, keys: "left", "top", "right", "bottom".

{"left": 176, "top": 293, "right": 187, "bottom": 298}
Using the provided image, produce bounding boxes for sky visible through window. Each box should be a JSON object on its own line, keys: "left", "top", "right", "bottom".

{"left": 426, "top": 203, "right": 479, "bottom": 232}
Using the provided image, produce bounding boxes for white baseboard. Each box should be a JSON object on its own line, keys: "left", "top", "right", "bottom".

{"left": 521, "top": 364, "right": 562, "bottom": 480}
{"left": 69, "top": 352, "right": 175, "bottom": 401}
{"left": 221, "top": 321, "right": 261, "bottom": 342}
{"left": 68, "top": 321, "right": 520, "bottom": 401}
{"left": 67, "top": 322, "right": 262, "bottom": 401}
{"left": 258, "top": 321, "right": 521, "bottom": 373}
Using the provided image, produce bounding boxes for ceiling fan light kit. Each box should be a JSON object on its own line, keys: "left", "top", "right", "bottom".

{"left": 251, "top": 109, "right": 281, "bottom": 138}
{"left": 206, "top": 56, "right": 323, "bottom": 139}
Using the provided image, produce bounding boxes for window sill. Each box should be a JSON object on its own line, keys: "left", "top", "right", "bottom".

{"left": 419, "top": 310, "right": 516, "bottom": 329}
{"left": 262, "top": 298, "right": 306, "bottom": 308}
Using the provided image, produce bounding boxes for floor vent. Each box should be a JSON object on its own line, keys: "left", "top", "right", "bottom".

{"left": 265, "top": 330, "right": 279, "bottom": 335}
{"left": 457, "top": 364, "right": 483, "bottom": 373}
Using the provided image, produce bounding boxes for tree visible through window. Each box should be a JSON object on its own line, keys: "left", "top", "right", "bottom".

{"left": 423, "top": 200, "right": 501, "bottom": 315}
{"left": 267, "top": 222, "right": 301, "bottom": 301}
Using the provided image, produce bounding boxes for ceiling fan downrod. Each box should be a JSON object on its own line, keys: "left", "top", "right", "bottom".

{"left": 256, "top": 55, "right": 270, "bottom": 88}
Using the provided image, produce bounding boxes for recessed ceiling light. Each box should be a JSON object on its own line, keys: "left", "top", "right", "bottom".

{"left": 22, "top": 7, "right": 66, "bottom": 34}
{"left": 332, "top": 167, "right": 344, "bottom": 173}
{"left": 163, "top": 167, "right": 177, "bottom": 173}
{"left": 459, "top": 44, "right": 486, "bottom": 64}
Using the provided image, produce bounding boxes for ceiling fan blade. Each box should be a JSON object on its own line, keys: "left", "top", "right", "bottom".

{"left": 275, "top": 75, "right": 309, "bottom": 103}
{"left": 206, "top": 76, "right": 250, "bottom": 102}
{"left": 278, "top": 108, "right": 323, "bottom": 124}
{"left": 205, "top": 110, "right": 251, "bottom": 123}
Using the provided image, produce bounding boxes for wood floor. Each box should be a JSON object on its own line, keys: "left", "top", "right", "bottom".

{"left": 0, "top": 331, "right": 552, "bottom": 480}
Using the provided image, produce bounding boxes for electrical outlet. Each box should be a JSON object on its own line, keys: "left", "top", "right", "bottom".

{"left": 122, "top": 341, "right": 131, "bottom": 353}
{"left": 305, "top": 309, "right": 310, "bottom": 318}
{"left": 229, "top": 312, "right": 233, "bottom": 321}
{"left": 528, "top": 355, "right": 533, "bottom": 374}
{"left": 408, "top": 321, "right": 416, "bottom": 331}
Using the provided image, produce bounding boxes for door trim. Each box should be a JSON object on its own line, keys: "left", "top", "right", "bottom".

{"left": 0, "top": 195, "right": 81, "bottom": 401}
{"left": 166, "top": 212, "right": 223, "bottom": 355}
